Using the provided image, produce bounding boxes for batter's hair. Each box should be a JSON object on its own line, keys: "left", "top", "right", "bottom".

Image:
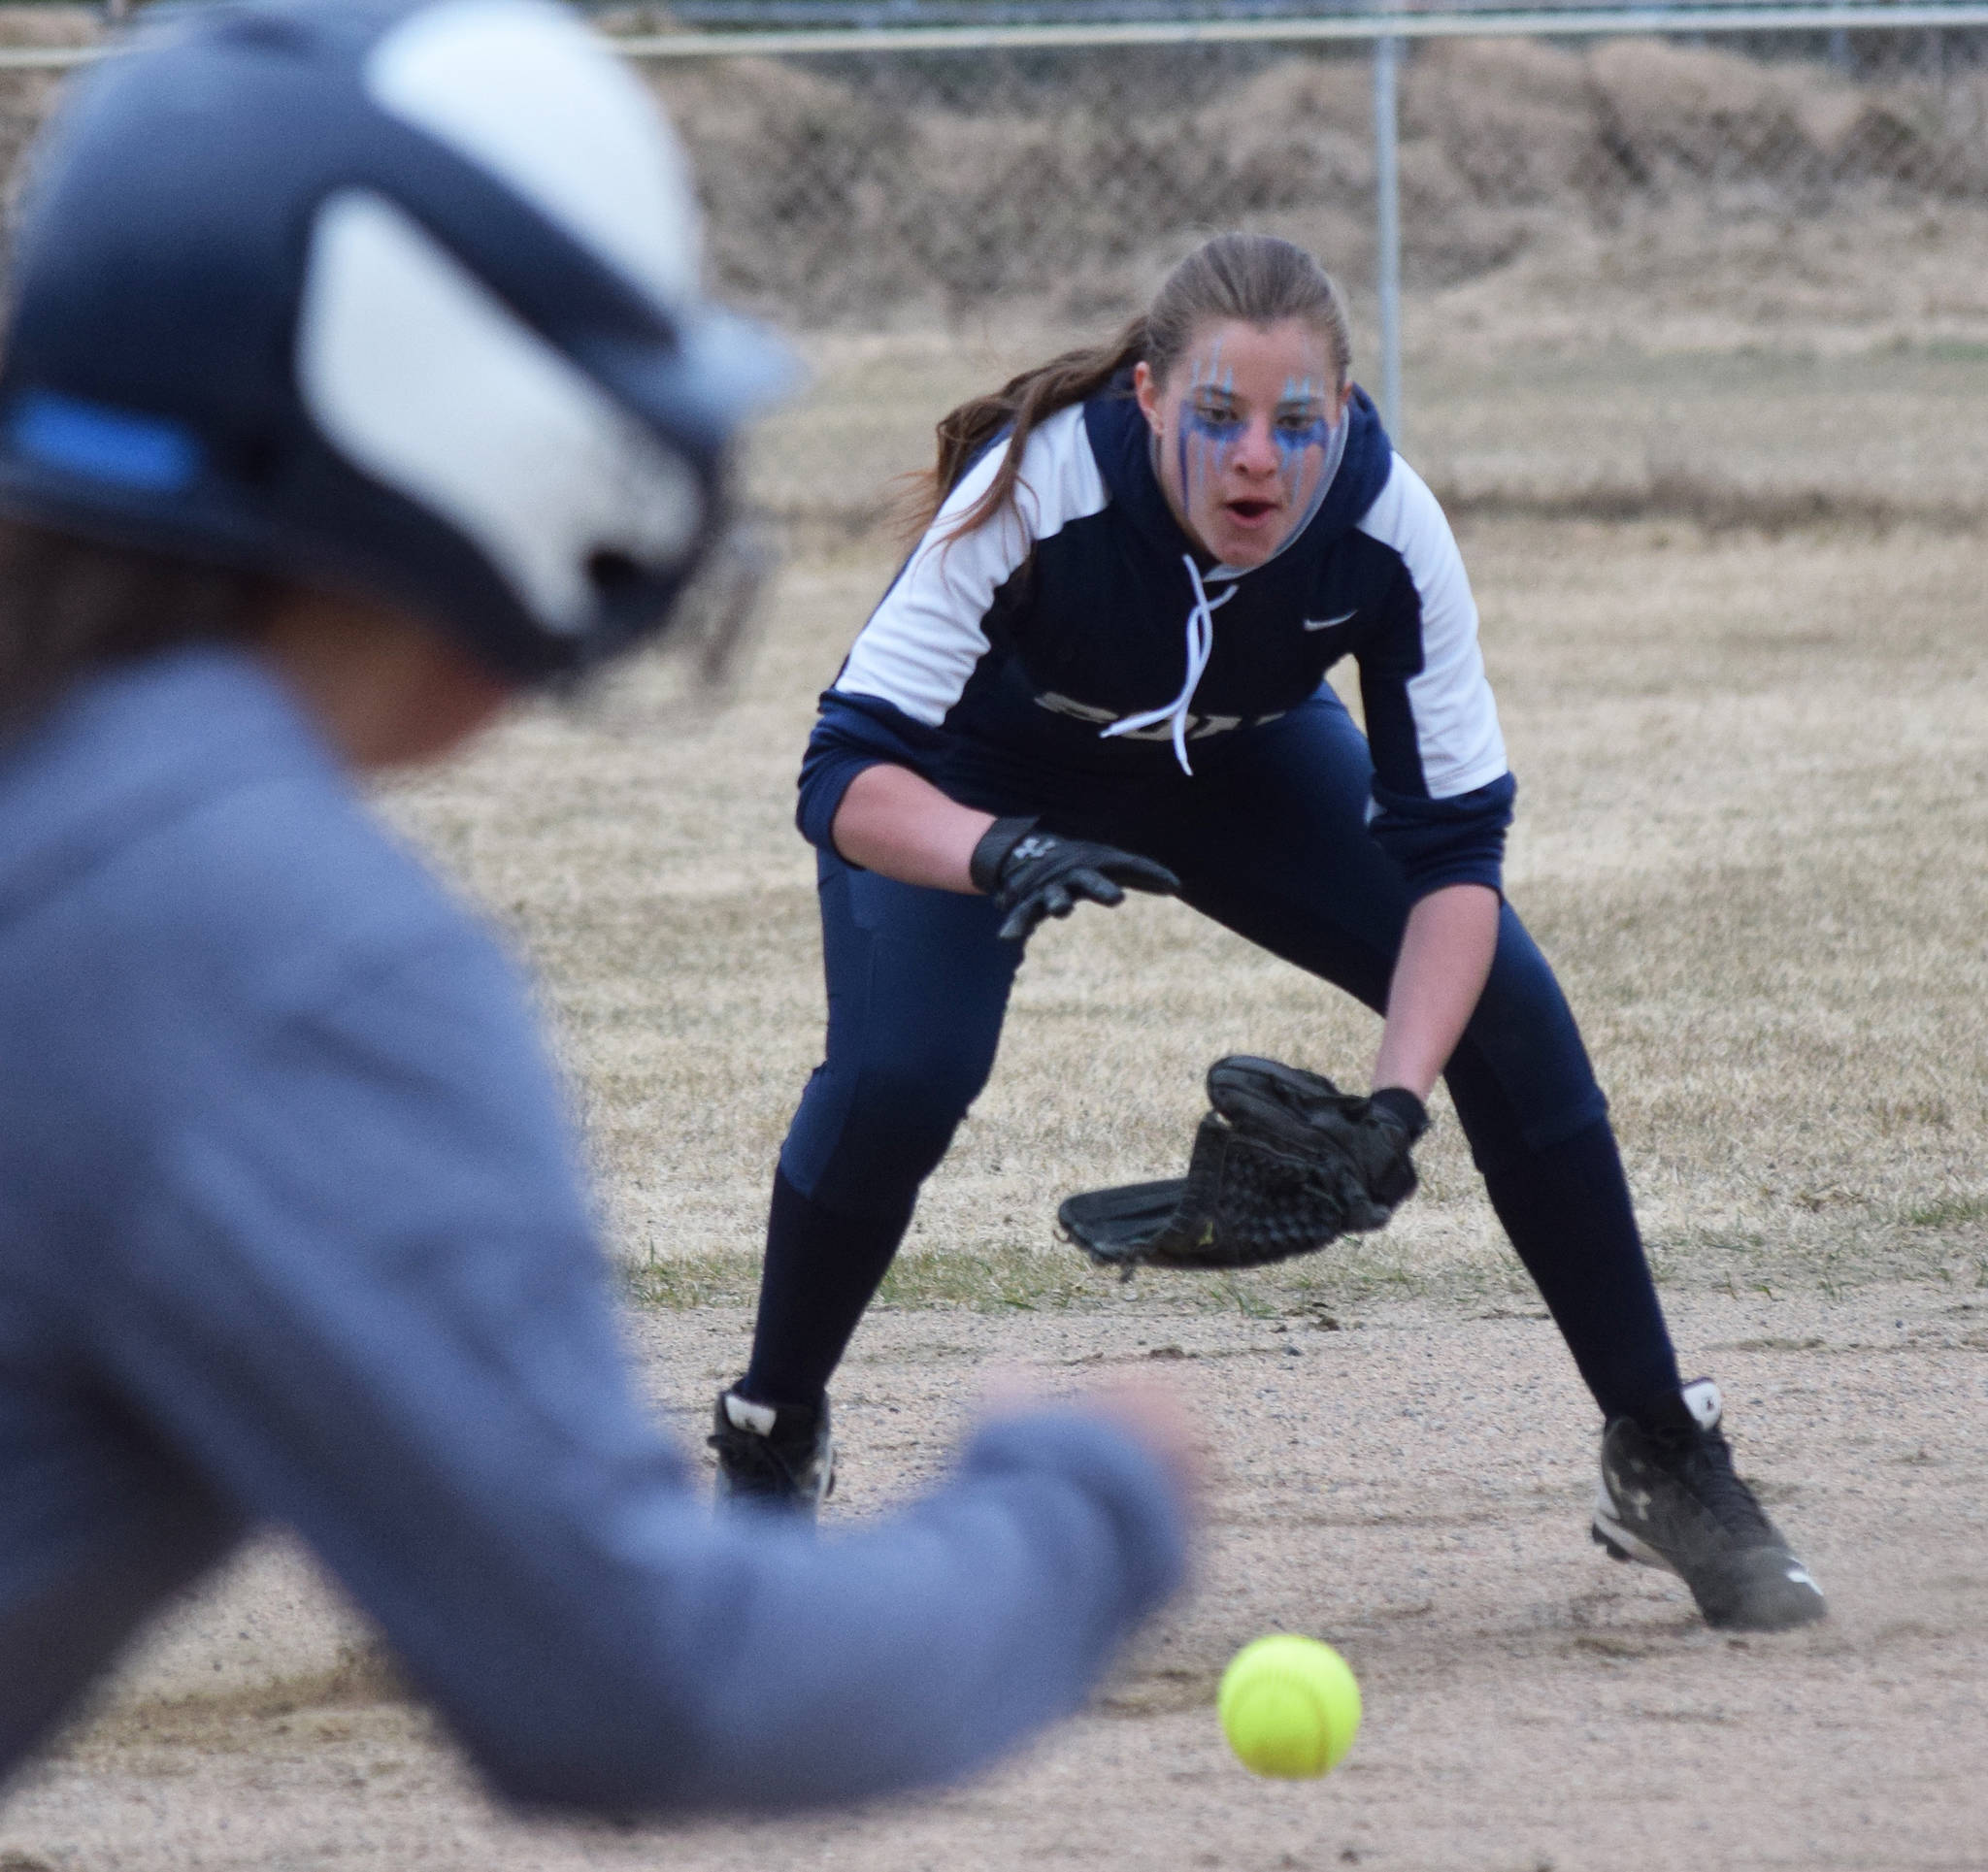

{"left": 0, "top": 521, "right": 281, "bottom": 732}
{"left": 911, "top": 233, "right": 1353, "bottom": 542}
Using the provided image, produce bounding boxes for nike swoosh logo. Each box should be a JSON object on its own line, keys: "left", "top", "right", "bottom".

{"left": 1304, "top": 610, "right": 1357, "bottom": 632}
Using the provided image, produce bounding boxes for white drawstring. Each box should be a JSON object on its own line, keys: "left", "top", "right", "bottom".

{"left": 1100, "top": 554, "right": 1236, "bottom": 775}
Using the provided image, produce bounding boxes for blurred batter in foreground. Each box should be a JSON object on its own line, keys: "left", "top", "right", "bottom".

{"left": 0, "top": 0, "right": 1191, "bottom": 1812}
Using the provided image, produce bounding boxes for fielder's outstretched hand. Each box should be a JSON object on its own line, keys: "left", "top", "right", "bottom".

{"left": 970, "top": 816, "right": 1179, "bottom": 944}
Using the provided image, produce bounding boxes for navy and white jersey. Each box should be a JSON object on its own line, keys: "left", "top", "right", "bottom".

{"left": 798, "top": 381, "right": 1515, "bottom": 900}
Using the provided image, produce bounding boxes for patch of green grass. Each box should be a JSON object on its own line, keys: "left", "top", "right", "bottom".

{"left": 618, "top": 1237, "right": 1539, "bottom": 1316}
{"left": 1902, "top": 1193, "right": 1988, "bottom": 1231}
{"left": 1662, "top": 1228, "right": 1770, "bottom": 1264}
{"left": 619, "top": 1243, "right": 1112, "bottom": 1314}
{"left": 1173, "top": 1246, "right": 1532, "bottom": 1316}
{"left": 1640, "top": 1214, "right": 1988, "bottom": 1295}
{"left": 620, "top": 1212, "right": 1988, "bottom": 1320}
{"left": 1908, "top": 339, "right": 1988, "bottom": 364}
{"left": 876, "top": 1246, "right": 1100, "bottom": 1311}
{"left": 1212, "top": 1273, "right": 1281, "bottom": 1320}
{"left": 621, "top": 1249, "right": 764, "bottom": 1310}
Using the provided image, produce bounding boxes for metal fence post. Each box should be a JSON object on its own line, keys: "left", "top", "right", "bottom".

{"left": 1373, "top": 29, "right": 1404, "bottom": 440}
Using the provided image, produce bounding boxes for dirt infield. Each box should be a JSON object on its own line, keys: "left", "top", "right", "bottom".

{"left": 4, "top": 1285, "right": 1983, "bottom": 1870}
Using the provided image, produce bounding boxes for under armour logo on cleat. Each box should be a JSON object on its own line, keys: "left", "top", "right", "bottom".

{"left": 1606, "top": 1463, "right": 1652, "bottom": 1520}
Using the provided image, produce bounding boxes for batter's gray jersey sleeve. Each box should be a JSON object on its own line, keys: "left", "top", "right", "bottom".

{"left": 69, "top": 929, "right": 1185, "bottom": 1816}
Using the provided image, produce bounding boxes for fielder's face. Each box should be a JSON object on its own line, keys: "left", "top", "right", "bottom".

{"left": 1136, "top": 318, "right": 1347, "bottom": 570}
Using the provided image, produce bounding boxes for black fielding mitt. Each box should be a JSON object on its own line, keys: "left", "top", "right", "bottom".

{"left": 1058, "top": 1057, "right": 1428, "bottom": 1274}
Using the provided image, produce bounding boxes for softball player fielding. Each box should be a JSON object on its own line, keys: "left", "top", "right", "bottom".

{"left": 714, "top": 232, "right": 1826, "bottom": 1635}
{"left": 0, "top": 0, "right": 1194, "bottom": 1810}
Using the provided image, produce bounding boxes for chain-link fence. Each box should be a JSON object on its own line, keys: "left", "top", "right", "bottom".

{"left": 1, "top": 4, "right": 1985, "bottom": 334}
{"left": 608, "top": 9, "right": 1988, "bottom": 525}
{"left": 2, "top": 3, "right": 1985, "bottom": 509}
{"left": 637, "top": 23, "right": 1988, "bottom": 326}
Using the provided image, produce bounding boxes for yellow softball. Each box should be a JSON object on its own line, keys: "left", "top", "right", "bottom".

{"left": 1217, "top": 1634, "right": 1362, "bottom": 1779}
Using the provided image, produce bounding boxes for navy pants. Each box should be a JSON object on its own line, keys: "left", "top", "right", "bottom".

{"left": 752, "top": 692, "right": 1681, "bottom": 1422}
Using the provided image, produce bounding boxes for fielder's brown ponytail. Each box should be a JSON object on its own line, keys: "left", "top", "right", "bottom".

{"left": 911, "top": 233, "right": 1354, "bottom": 542}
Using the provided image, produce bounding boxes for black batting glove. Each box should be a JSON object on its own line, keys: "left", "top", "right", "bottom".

{"left": 969, "top": 815, "right": 1180, "bottom": 944}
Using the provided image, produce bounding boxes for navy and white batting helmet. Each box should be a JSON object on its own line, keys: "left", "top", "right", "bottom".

{"left": 0, "top": 0, "right": 790, "bottom": 682}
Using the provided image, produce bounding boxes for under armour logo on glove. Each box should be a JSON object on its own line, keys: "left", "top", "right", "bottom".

{"left": 968, "top": 815, "right": 1179, "bottom": 945}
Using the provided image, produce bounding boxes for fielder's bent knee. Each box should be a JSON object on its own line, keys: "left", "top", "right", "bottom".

{"left": 781, "top": 1042, "right": 996, "bottom": 1213}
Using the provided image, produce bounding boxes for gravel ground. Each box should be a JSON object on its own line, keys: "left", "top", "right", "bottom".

{"left": 5, "top": 1281, "right": 1982, "bottom": 1872}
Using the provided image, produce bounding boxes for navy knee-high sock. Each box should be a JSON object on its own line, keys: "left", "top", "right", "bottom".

{"left": 740, "top": 1167, "right": 914, "bottom": 1410}
{"left": 1477, "top": 1119, "right": 1682, "bottom": 1425}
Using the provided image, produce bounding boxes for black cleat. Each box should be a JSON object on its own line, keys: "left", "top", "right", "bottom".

{"left": 710, "top": 1386, "right": 835, "bottom": 1517}
{"left": 1592, "top": 1379, "right": 1826, "bottom": 1632}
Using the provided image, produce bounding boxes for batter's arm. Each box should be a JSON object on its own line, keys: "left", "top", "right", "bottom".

{"left": 83, "top": 931, "right": 1188, "bottom": 1818}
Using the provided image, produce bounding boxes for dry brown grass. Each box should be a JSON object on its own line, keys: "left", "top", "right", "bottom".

{"left": 14, "top": 340, "right": 1988, "bottom": 1872}
{"left": 380, "top": 339, "right": 1988, "bottom": 1315}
